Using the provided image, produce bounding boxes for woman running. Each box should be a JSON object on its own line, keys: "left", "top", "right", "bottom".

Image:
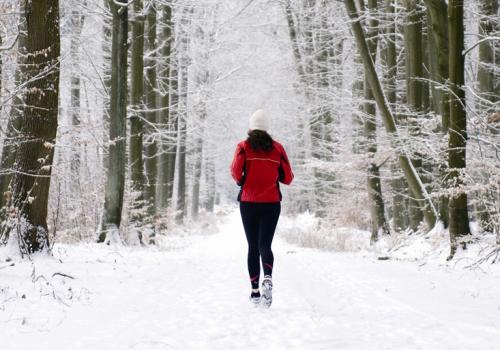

{"left": 230, "top": 109, "right": 294, "bottom": 307}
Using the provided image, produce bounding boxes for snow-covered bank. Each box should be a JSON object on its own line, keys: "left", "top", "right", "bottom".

{"left": 1, "top": 208, "right": 500, "bottom": 350}
{"left": 279, "top": 211, "right": 500, "bottom": 269}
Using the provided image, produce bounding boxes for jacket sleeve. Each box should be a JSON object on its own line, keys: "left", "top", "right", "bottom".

{"left": 230, "top": 143, "right": 245, "bottom": 185}
{"left": 278, "top": 146, "right": 294, "bottom": 185}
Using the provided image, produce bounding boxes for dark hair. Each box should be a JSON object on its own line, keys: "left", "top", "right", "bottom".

{"left": 247, "top": 130, "right": 273, "bottom": 152}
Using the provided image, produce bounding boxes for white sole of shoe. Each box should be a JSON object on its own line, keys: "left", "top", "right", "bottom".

{"left": 261, "top": 280, "right": 273, "bottom": 308}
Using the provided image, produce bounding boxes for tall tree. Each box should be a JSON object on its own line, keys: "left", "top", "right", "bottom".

{"left": 383, "top": 0, "right": 408, "bottom": 232}
{"left": 284, "top": 0, "right": 313, "bottom": 213}
{"left": 0, "top": 7, "right": 27, "bottom": 238}
{"left": 70, "top": 5, "right": 86, "bottom": 188}
{"left": 129, "top": 0, "right": 146, "bottom": 242}
{"left": 6, "top": 0, "right": 60, "bottom": 254}
{"left": 447, "top": 0, "right": 471, "bottom": 257}
{"left": 475, "top": 0, "right": 499, "bottom": 232}
{"left": 311, "top": 0, "right": 339, "bottom": 218}
{"left": 190, "top": 23, "right": 212, "bottom": 219}
{"left": 102, "top": 0, "right": 112, "bottom": 169}
{"left": 404, "top": 0, "right": 425, "bottom": 230}
{"left": 344, "top": 0, "right": 438, "bottom": 229}
{"left": 97, "top": 0, "right": 128, "bottom": 243}
{"left": 424, "top": 0, "right": 449, "bottom": 130}
{"left": 190, "top": 108, "right": 205, "bottom": 219}
{"left": 203, "top": 152, "right": 216, "bottom": 212}
{"left": 144, "top": 2, "right": 158, "bottom": 237}
{"left": 363, "top": 0, "right": 390, "bottom": 241}
{"left": 176, "top": 6, "right": 192, "bottom": 223}
{"left": 176, "top": 69, "right": 187, "bottom": 223}
{"left": 424, "top": 0, "right": 450, "bottom": 227}
{"left": 156, "top": 3, "right": 174, "bottom": 213}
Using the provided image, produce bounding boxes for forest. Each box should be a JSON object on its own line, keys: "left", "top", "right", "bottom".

{"left": 0, "top": 0, "right": 498, "bottom": 257}
{"left": 0, "top": 0, "right": 499, "bottom": 348}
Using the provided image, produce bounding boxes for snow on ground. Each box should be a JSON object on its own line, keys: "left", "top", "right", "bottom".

{"left": 1, "top": 208, "right": 500, "bottom": 350}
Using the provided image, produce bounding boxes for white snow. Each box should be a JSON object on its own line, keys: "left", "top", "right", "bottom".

{"left": 1, "top": 209, "right": 500, "bottom": 350}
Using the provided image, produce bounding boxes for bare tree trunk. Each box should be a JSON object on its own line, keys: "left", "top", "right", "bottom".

{"left": 425, "top": 1, "right": 450, "bottom": 227}
{"left": 190, "top": 25, "right": 212, "bottom": 219}
{"left": 424, "top": 0, "right": 450, "bottom": 131}
{"left": 7, "top": 0, "right": 60, "bottom": 254}
{"left": 0, "top": 8, "right": 27, "bottom": 241}
{"left": 352, "top": 0, "right": 365, "bottom": 156}
{"left": 285, "top": 0, "right": 305, "bottom": 82}
{"left": 157, "top": 3, "right": 173, "bottom": 213}
{"left": 344, "top": 0, "right": 438, "bottom": 229}
{"left": 70, "top": 8, "right": 85, "bottom": 185}
{"left": 352, "top": 54, "right": 365, "bottom": 155}
{"left": 144, "top": 4, "right": 158, "bottom": 239}
{"left": 477, "top": 0, "right": 499, "bottom": 107}
{"left": 97, "top": 0, "right": 128, "bottom": 243}
{"left": 447, "top": 0, "right": 471, "bottom": 258}
{"left": 129, "top": 0, "right": 146, "bottom": 243}
{"left": 476, "top": 0, "right": 499, "bottom": 232}
{"left": 404, "top": 0, "right": 425, "bottom": 230}
{"left": 284, "top": 0, "right": 311, "bottom": 213}
{"left": 310, "top": 0, "right": 333, "bottom": 218}
{"left": 166, "top": 50, "right": 179, "bottom": 208}
{"left": 384, "top": 0, "right": 408, "bottom": 232}
{"left": 203, "top": 153, "right": 215, "bottom": 212}
{"left": 102, "top": 0, "right": 112, "bottom": 170}
{"left": 176, "top": 67, "right": 187, "bottom": 223}
{"left": 175, "top": 8, "right": 192, "bottom": 223}
{"left": 362, "top": 0, "right": 390, "bottom": 242}
{"left": 190, "top": 115, "right": 204, "bottom": 219}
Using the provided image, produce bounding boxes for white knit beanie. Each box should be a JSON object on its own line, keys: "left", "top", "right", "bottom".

{"left": 249, "top": 109, "right": 269, "bottom": 131}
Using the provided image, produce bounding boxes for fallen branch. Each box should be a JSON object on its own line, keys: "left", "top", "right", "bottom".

{"left": 51, "top": 272, "right": 75, "bottom": 279}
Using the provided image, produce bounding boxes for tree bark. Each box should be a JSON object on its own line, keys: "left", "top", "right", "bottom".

{"left": 156, "top": 3, "right": 173, "bottom": 213}
{"left": 404, "top": 0, "right": 425, "bottom": 230}
{"left": 383, "top": 0, "right": 408, "bottom": 232}
{"left": 166, "top": 47, "right": 179, "bottom": 209}
{"left": 102, "top": 0, "right": 112, "bottom": 170}
{"left": 70, "top": 9, "right": 85, "bottom": 184}
{"left": 447, "top": 0, "right": 471, "bottom": 258}
{"left": 424, "top": 0, "right": 450, "bottom": 130}
{"left": 203, "top": 154, "right": 215, "bottom": 212}
{"left": 176, "top": 69, "right": 187, "bottom": 223}
{"left": 190, "top": 117, "right": 204, "bottom": 219}
{"left": 97, "top": 0, "right": 128, "bottom": 243}
{"left": 0, "top": 6, "right": 27, "bottom": 241}
{"left": 175, "top": 8, "right": 192, "bottom": 223}
{"left": 7, "top": 0, "right": 60, "bottom": 254}
{"left": 424, "top": 0, "right": 450, "bottom": 228}
{"left": 476, "top": 0, "right": 499, "bottom": 232}
{"left": 129, "top": 0, "right": 146, "bottom": 242}
{"left": 144, "top": 4, "right": 158, "bottom": 236}
{"left": 165, "top": 56, "right": 180, "bottom": 205}
{"left": 344, "top": 0, "right": 438, "bottom": 229}
{"left": 363, "top": 0, "right": 390, "bottom": 241}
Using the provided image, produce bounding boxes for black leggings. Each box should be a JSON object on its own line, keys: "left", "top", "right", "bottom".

{"left": 240, "top": 202, "right": 281, "bottom": 289}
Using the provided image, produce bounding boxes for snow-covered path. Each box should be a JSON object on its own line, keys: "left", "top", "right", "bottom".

{"left": 2, "top": 210, "right": 500, "bottom": 350}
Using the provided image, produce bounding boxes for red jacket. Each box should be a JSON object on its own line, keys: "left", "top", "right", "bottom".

{"left": 230, "top": 140, "right": 294, "bottom": 202}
